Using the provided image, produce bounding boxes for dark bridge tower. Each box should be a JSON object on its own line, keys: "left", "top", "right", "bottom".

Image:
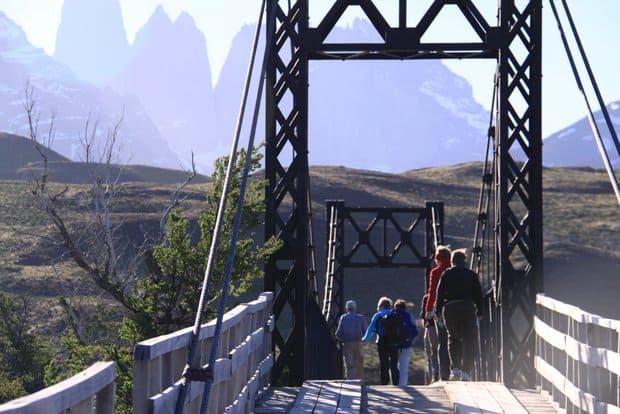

{"left": 265, "top": 0, "right": 543, "bottom": 387}
{"left": 264, "top": 0, "right": 310, "bottom": 386}
{"left": 496, "top": 0, "right": 543, "bottom": 387}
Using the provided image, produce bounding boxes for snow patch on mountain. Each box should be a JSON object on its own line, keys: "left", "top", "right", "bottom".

{"left": 419, "top": 80, "right": 488, "bottom": 132}
{"left": 554, "top": 127, "right": 576, "bottom": 139}
{"left": 0, "top": 12, "right": 180, "bottom": 168}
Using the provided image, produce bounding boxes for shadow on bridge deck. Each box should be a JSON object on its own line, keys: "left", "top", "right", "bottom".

{"left": 255, "top": 381, "right": 559, "bottom": 413}
{"left": 362, "top": 384, "right": 452, "bottom": 413}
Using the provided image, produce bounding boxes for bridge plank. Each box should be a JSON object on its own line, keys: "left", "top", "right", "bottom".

{"left": 288, "top": 380, "right": 362, "bottom": 414}
{"left": 485, "top": 383, "right": 529, "bottom": 414}
{"left": 444, "top": 382, "right": 483, "bottom": 413}
{"left": 336, "top": 380, "right": 362, "bottom": 413}
{"left": 511, "top": 389, "right": 565, "bottom": 414}
{"left": 253, "top": 387, "right": 299, "bottom": 413}
{"left": 363, "top": 384, "right": 453, "bottom": 413}
{"left": 290, "top": 381, "right": 322, "bottom": 413}
{"left": 443, "top": 382, "right": 532, "bottom": 414}
{"left": 363, "top": 383, "right": 556, "bottom": 414}
{"left": 313, "top": 381, "right": 341, "bottom": 413}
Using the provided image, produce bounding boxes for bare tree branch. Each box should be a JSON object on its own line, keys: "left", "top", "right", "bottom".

{"left": 24, "top": 89, "right": 133, "bottom": 310}
{"left": 59, "top": 297, "right": 89, "bottom": 345}
{"left": 158, "top": 151, "right": 197, "bottom": 243}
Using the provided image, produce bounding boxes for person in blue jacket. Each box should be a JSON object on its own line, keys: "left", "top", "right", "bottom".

{"left": 393, "top": 299, "right": 418, "bottom": 386}
{"left": 362, "top": 296, "right": 397, "bottom": 385}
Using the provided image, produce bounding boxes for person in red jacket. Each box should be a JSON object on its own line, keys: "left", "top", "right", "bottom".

{"left": 424, "top": 246, "right": 452, "bottom": 381}
{"left": 425, "top": 246, "right": 452, "bottom": 318}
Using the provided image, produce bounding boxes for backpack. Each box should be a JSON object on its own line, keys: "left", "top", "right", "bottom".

{"left": 378, "top": 310, "right": 406, "bottom": 348}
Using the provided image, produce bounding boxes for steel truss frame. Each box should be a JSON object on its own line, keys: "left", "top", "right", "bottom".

{"left": 265, "top": 0, "right": 542, "bottom": 387}
{"left": 322, "top": 201, "right": 443, "bottom": 329}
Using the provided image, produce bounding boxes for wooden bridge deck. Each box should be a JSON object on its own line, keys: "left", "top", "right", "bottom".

{"left": 255, "top": 381, "right": 559, "bottom": 413}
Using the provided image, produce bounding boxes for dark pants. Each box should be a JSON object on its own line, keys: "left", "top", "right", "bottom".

{"left": 377, "top": 343, "right": 399, "bottom": 385}
{"left": 424, "top": 319, "right": 451, "bottom": 382}
{"left": 437, "top": 319, "right": 451, "bottom": 380}
{"left": 443, "top": 300, "right": 477, "bottom": 375}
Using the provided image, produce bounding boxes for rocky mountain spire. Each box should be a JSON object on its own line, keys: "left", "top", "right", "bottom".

{"left": 111, "top": 5, "right": 217, "bottom": 171}
{"left": 54, "top": 0, "right": 131, "bottom": 84}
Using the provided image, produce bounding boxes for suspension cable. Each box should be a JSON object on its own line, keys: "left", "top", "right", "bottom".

{"left": 469, "top": 66, "right": 499, "bottom": 382}
{"left": 430, "top": 206, "right": 439, "bottom": 251}
{"left": 548, "top": 0, "right": 620, "bottom": 205}
{"left": 322, "top": 205, "right": 337, "bottom": 320}
{"left": 471, "top": 65, "right": 499, "bottom": 286}
{"left": 198, "top": 2, "right": 275, "bottom": 409}
{"left": 174, "top": 1, "right": 270, "bottom": 412}
{"left": 559, "top": 0, "right": 620, "bottom": 158}
{"left": 307, "top": 171, "right": 320, "bottom": 305}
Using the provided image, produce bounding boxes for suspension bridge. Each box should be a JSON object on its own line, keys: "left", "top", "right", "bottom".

{"left": 2, "top": 0, "right": 620, "bottom": 413}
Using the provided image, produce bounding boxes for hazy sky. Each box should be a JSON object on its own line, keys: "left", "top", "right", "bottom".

{"left": 2, "top": 0, "right": 619, "bottom": 136}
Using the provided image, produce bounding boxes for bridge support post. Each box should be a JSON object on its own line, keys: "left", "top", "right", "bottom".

{"left": 496, "top": 0, "right": 544, "bottom": 388}
{"left": 264, "top": 0, "right": 310, "bottom": 386}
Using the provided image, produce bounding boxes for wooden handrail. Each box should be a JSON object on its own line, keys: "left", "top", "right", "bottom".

{"left": 132, "top": 292, "right": 274, "bottom": 414}
{"left": 0, "top": 361, "right": 115, "bottom": 414}
{"left": 535, "top": 293, "right": 620, "bottom": 414}
{"left": 537, "top": 294, "right": 620, "bottom": 332}
{"left": 0, "top": 292, "right": 274, "bottom": 414}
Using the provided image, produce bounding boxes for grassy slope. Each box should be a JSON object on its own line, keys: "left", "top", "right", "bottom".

{"left": 0, "top": 132, "right": 210, "bottom": 184}
{"left": 310, "top": 164, "right": 620, "bottom": 318}
{"left": 0, "top": 162, "right": 618, "bottom": 384}
{"left": 0, "top": 132, "right": 69, "bottom": 178}
{"left": 16, "top": 162, "right": 211, "bottom": 185}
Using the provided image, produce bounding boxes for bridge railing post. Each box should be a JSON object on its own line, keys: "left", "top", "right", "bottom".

{"left": 535, "top": 294, "right": 620, "bottom": 413}
{"left": 132, "top": 292, "right": 274, "bottom": 414}
{"left": 617, "top": 328, "right": 620, "bottom": 408}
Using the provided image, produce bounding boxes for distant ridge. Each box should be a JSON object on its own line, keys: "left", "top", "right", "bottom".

{"left": 0, "top": 132, "right": 209, "bottom": 184}
{"left": 0, "top": 132, "right": 68, "bottom": 177}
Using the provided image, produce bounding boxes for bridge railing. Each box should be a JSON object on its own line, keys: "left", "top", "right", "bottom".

{"left": 132, "top": 292, "right": 274, "bottom": 414}
{"left": 0, "top": 361, "right": 115, "bottom": 414}
{"left": 535, "top": 293, "right": 620, "bottom": 414}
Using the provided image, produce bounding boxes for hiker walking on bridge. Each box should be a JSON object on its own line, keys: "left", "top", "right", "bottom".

{"left": 335, "top": 299, "right": 368, "bottom": 379}
{"left": 421, "top": 294, "right": 450, "bottom": 383}
{"left": 424, "top": 245, "right": 452, "bottom": 382}
{"left": 362, "top": 296, "right": 399, "bottom": 385}
{"left": 436, "top": 249, "right": 483, "bottom": 382}
{"left": 393, "top": 299, "right": 418, "bottom": 386}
